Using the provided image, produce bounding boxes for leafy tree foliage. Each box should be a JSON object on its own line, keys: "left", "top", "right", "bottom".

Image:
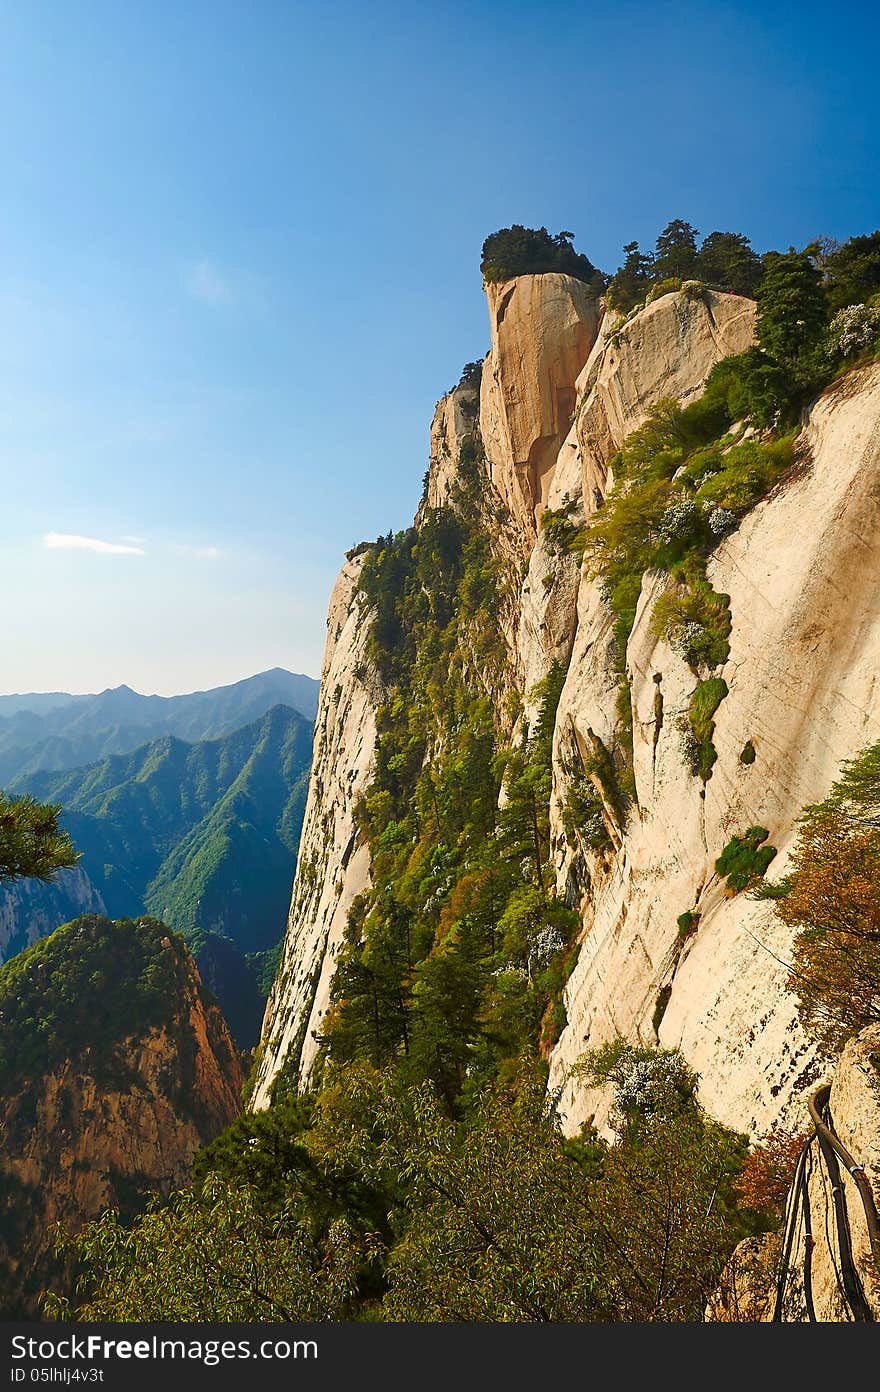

{"left": 709, "top": 346, "right": 796, "bottom": 427}
{"left": 605, "top": 220, "right": 880, "bottom": 346}
{"left": 605, "top": 223, "right": 763, "bottom": 312}
{"left": 780, "top": 814, "right": 880, "bottom": 1051}
{"left": 653, "top": 219, "right": 700, "bottom": 282}
{"left": 458, "top": 360, "right": 484, "bottom": 389}
{"left": 605, "top": 241, "right": 653, "bottom": 311}
{"left": 733, "top": 1125, "right": 810, "bottom": 1221}
{"left": 480, "top": 226, "right": 605, "bottom": 292}
{"left": 697, "top": 231, "right": 763, "bottom": 297}
{"left": 44, "top": 1180, "right": 365, "bottom": 1322}
{"left": 56, "top": 1057, "right": 754, "bottom": 1322}
{"left": 770, "top": 740, "right": 880, "bottom": 1051}
{"left": 756, "top": 247, "right": 828, "bottom": 378}
{"left": 0, "top": 791, "right": 78, "bottom": 886}
{"left": 192, "top": 1095, "right": 317, "bottom": 1211}
{"left": 720, "top": 236, "right": 880, "bottom": 423}
{"left": 822, "top": 231, "right": 880, "bottom": 311}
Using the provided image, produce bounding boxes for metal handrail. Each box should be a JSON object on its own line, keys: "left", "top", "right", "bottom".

{"left": 772, "top": 1083, "right": 880, "bottom": 1322}
{"left": 808, "top": 1083, "right": 880, "bottom": 1270}
{"left": 773, "top": 1137, "right": 812, "bottom": 1322}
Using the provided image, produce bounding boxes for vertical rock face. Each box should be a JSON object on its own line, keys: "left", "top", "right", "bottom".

{"left": 251, "top": 556, "right": 379, "bottom": 1106}
{"left": 517, "top": 290, "right": 756, "bottom": 717}
{"left": 257, "top": 272, "right": 880, "bottom": 1157}
{"left": 0, "top": 866, "right": 106, "bottom": 964}
{"left": 255, "top": 362, "right": 520, "bottom": 1102}
{"left": 423, "top": 377, "right": 481, "bottom": 513}
{"left": 549, "top": 361, "right": 880, "bottom": 1140}
{"left": 576, "top": 289, "right": 757, "bottom": 477}
{"left": 480, "top": 273, "right": 602, "bottom": 544}
{"left": 0, "top": 917, "right": 243, "bottom": 1315}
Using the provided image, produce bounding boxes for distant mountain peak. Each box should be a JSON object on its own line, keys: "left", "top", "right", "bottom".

{"left": 0, "top": 669, "right": 319, "bottom": 786}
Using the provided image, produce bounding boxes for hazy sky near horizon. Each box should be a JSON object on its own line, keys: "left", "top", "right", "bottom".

{"left": 3, "top": 0, "right": 878, "bottom": 696}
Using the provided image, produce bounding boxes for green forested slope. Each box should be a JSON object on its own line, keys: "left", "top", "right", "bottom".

{"left": 18, "top": 704, "right": 310, "bottom": 946}
{"left": 14, "top": 706, "right": 311, "bottom": 1044}
{"left": 143, "top": 704, "right": 311, "bottom": 946}
{"left": 0, "top": 914, "right": 242, "bottom": 1316}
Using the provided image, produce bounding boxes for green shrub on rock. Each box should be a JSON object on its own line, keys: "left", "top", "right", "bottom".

{"left": 715, "top": 827, "right": 777, "bottom": 894}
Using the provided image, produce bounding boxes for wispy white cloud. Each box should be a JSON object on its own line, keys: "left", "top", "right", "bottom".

{"left": 122, "top": 534, "right": 146, "bottom": 545}
{"left": 174, "top": 543, "right": 222, "bottom": 560}
{"left": 184, "top": 259, "right": 234, "bottom": 305}
{"left": 43, "top": 532, "right": 146, "bottom": 556}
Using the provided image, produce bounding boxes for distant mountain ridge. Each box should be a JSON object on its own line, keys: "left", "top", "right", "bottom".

{"left": 16, "top": 704, "right": 311, "bottom": 950}
{"left": 2, "top": 702, "right": 314, "bottom": 1046}
{"left": 0, "top": 668, "right": 319, "bottom": 785}
{"left": 0, "top": 693, "right": 80, "bottom": 719}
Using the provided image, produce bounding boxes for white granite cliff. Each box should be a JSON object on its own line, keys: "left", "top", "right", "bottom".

{"left": 255, "top": 274, "right": 880, "bottom": 1154}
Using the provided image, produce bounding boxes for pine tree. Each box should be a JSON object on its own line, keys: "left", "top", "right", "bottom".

{"left": 606, "top": 241, "right": 653, "bottom": 311}
{"left": 653, "top": 219, "right": 700, "bottom": 281}
{"left": 822, "top": 230, "right": 880, "bottom": 311}
{"left": 0, "top": 792, "right": 79, "bottom": 886}
{"left": 697, "top": 231, "right": 763, "bottom": 297}
{"left": 756, "top": 247, "right": 828, "bottom": 375}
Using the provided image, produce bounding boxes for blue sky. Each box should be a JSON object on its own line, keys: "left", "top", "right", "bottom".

{"left": 2, "top": 0, "right": 878, "bottom": 695}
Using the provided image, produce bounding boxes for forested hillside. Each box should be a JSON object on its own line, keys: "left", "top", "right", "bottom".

{"left": 0, "top": 914, "right": 242, "bottom": 1316}
{"left": 7, "top": 705, "right": 311, "bottom": 1044}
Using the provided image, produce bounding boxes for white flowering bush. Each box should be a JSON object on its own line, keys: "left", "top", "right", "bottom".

{"left": 681, "top": 279, "right": 708, "bottom": 302}
{"left": 656, "top": 495, "right": 702, "bottom": 547}
{"left": 528, "top": 925, "right": 567, "bottom": 973}
{"left": 615, "top": 1053, "right": 690, "bottom": 1115}
{"left": 666, "top": 619, "right": 706, "bottom": 662}
{"left": 580, "top": 1041, "right": 699, "bottom": 1133}
{"left": 706, "top": 506, "right": 736, "bottom": 538}
{"left": 829, "top": 303, "right": 880, "bottom": 358}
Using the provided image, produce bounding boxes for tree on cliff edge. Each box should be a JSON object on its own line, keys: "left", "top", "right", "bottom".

{"left": 480, "top": 225, "right": 606, "bottom": 292}
{"left": 756, "top": 247, "right": 828, "bottom": 376}
{"left": 773, "top": 739, "right": 880, "bottom": 1051}
{"left": 652, "top": 219, "right": 700, "bottom": 282}
{"left": 605, "top": 240, "right": 654, "bottom": 311}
